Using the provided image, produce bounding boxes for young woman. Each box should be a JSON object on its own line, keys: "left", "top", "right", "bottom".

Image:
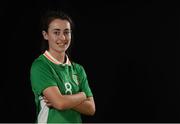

{"left": 30, "top": 9, "right": 95, "bottom": 123}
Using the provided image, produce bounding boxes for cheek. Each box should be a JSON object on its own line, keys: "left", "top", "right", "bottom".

{"left": 49, "top": 36, "right": 57, "bottom": 42}
{"left": 48, "top": 37, "right": 56, "bottom": 45}
{"left": 66, "top": 36, "right": 71, "bottom": 41}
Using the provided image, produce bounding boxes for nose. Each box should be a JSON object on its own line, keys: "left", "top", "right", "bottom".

{"left": 58, "top": 33, "right": 65, "bottom": 40}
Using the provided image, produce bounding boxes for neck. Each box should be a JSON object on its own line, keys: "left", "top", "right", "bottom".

{"left": 48, "top": 49, "right": 65, "bottom": 63}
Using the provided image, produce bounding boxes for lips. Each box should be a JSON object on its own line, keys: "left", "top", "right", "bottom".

{"left": 57, "top": 42, "right": 67, "bottom": 47}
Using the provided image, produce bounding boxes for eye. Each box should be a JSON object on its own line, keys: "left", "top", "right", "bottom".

{"left": 54, "top": 31, "right": 60, "bottom": 35}
{"left": 64, "top": 31, "right": 71, "bottom": 35}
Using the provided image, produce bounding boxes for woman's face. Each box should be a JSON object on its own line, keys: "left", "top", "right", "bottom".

{"left": 43, "top": 19, "right": 71, "bottom": 54}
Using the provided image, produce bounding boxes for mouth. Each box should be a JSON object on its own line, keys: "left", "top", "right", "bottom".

{"left": 57, "top": 42, "right": 68, "bottom": 47}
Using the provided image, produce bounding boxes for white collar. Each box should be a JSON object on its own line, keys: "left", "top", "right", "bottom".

{"left": 43, "top": 50, "right": 71, "bottom": 65}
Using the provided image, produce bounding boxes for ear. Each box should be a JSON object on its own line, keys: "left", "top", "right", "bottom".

{"left": 42, "top": 31, "right": 48, "bottom": 40}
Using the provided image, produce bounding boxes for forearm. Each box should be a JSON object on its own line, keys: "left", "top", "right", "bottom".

{"left": 54, "top": 92, "right": 86, "bottom": 110}
{"left": 73, "top": 97, "right": 95, "bottom": 116}
{"left": 43, "top": 86, "right": 87, "bottom": 110}
{"left": 61, "top": 92, "right": 86, "bottom": 109}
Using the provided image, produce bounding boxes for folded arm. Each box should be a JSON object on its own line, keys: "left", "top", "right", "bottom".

{"left": 73, "top": 96, "right": 96, "bottom": 116}
{"left": 43, "top": 86, "right": 86, "bottom": 110}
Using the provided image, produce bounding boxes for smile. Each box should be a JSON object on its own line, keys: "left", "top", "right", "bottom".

{"left": 57, "top": 42, "right": 67, "bottom": 47}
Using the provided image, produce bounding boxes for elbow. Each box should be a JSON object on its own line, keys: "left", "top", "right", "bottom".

{"left": 88, "top": 104, "right": 96, "bottom": 116}
{"left": 91, "top": 106, "right": 96, "bottom": 116}
{"left": 89, "top": 109, "right": 95, "bottom": 116}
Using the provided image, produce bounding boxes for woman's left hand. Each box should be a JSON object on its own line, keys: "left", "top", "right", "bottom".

{"left": 43, "top": 96, "right": 52, "bottom": 107}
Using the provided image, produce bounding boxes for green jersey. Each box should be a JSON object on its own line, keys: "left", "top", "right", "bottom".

{"left": 30, "top": 51, "right": 93, "bottom": 123}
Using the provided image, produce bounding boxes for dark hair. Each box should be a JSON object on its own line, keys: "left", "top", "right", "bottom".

{"left": 40, "top": 9, "right": 74, "bottom": 55}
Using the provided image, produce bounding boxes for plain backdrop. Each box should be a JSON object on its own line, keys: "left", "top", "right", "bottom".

{"left": 2, "top": 0, "right": 180, "bottom": 123}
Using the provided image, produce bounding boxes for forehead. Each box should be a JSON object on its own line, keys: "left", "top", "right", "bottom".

{"left": 48, "top": 19, "right": 71, "bottom": 30}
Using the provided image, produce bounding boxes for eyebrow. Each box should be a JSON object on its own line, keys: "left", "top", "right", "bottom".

{"left": 53, "top": 28, "right": 71, "bottom": 31}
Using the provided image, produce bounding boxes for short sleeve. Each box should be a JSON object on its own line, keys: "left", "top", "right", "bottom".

{"left": 30, "top": 60, "right": 57, "bottom": 96}
{"left": 78, "top": 65, "right": 93, "bottom": 97}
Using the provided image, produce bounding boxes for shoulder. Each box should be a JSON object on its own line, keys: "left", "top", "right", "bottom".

{"left": 71, "top": 62, "right": 84, "bottom": 71}
{"left": 31, "top": 55, "right": 49, "bottom": 71}
{"left": 71, "top": 62, "right": 87, "bottom": 76}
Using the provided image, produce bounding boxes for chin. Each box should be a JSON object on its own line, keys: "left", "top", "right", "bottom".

{"left": 53, "top": 49, "right": 65, "bottom": 54}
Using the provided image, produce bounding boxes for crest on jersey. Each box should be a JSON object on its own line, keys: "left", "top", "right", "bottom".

{"left": 72, "top": 74, "right": 79, "bottom": 85}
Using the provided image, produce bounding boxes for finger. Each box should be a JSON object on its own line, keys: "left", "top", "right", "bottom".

{"left": 46, "top": 103, "right": 52, "bottom": 107}
{"left": 43, "top": 96, "right": 47, "bottom": 100}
